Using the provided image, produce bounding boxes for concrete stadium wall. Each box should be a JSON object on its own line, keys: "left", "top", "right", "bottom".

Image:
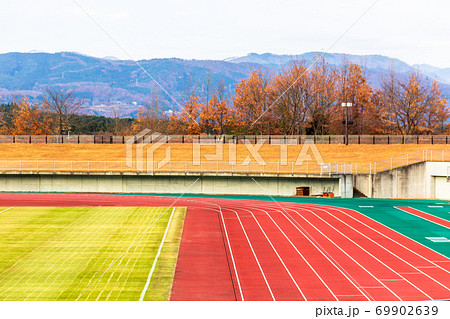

{"left": 354, "top": 161, "right": 450, "bottom": 200}
{"left": 0, "top": 173, "right": 347, "bottom": 197}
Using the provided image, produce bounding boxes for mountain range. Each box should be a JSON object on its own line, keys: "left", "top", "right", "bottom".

{"left": 1, "top": 51, "right": 449, "bottom": 117}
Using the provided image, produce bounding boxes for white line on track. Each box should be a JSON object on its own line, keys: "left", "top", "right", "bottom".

{"left": 239, "top": 204, "right": 369, "bottom": 301}
{"left": 280, "top": 206, "right": 397, "bottom": 300}
{"left": 231, "top": 209, "right": 275, "bottom": 301}
{"left": 296, "top": 207, "right": 433, "bottom": 299}
{"left": 242, "top": 207, "right": 306, "bottom": 300}
{"left": 395, "top": 206, "right": 450, "bottom": 229}
{"left": 314, "top": 208, "right": 450, "bottom": 293}
{"left": 302, "top": 204, "right": 447, "bottom": 299}
{"left": 139, "top": 207, "right": 176, "bottom": 301}
{"left": 0, "top": 207, "right": 14, "bottom": 214}
{"left": 218, "top": 207, "right": 244, "bottom": 301}
{"left": 313, "top": 204, "right": 450, "bottom": 270}
{"left": 259, "top": 208, "right": 339, "bottom": 300}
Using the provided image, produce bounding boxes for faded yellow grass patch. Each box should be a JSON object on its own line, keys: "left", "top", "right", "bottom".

{"left": 0, "top": 143, "right": 449, "bottom": 164}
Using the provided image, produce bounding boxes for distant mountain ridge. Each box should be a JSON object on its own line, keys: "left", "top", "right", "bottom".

{"left": 0, "top": 51, "right": 449, "bottom": 117}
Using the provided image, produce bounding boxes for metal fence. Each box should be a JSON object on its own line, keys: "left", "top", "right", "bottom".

{"left": 1, "top": 150, "right": 449, "bottom": 175}
{"left": 0, "top": 160, "right": 352, "bottom": 175}
{"left": 1, "top": 134, "right": 450, "bottom": 145}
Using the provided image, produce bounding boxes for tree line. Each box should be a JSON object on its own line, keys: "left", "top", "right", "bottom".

{"left": 1, "top": 56, "right": 449, "bottom": 136}
{"left": 168, "top": 57, "right": 449, "bottom": 136}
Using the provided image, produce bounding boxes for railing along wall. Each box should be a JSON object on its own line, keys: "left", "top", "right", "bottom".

{"left": 0, "top": 150, "right": 449, "bottom": 175}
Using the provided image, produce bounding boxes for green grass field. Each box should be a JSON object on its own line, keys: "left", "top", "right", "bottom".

{"left": 0, "top": 206, "right": 186, "bottom": 301}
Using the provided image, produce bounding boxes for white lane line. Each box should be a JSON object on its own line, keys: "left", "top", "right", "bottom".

{"left": 245, "top": 205, "right": 368, "bottom": 300}
{"left": 139, "top": 207, "right": 176, "bottom": 301}
{"left": 219, "top": 207, "right": 244, "bottom": 301}
{"left": 395, "top": 206, "right": 450, "bottom": 230}
{"left": 281, "top": 206, "right": 394, "bottom": 301}
{"left": 242, "top": 208, "right": 306, "bottom": 301}
{"left": 359, "top": 206, "right": 374, "bottom": 208}
{"left": 306, "top": 204, "right": 446, "bottom": 298}
{"left": 303, "top": 206, "right": 435, "bottom": 299}
{"left": 262, "top": 208, "right": 339, "bottom": 301}
{"left": 0, "top": 207, "right": 14, "bottom": 214}
{"left": 429, "top": 206, "right": 443, "bottom": 208}
{"left": 231, "top": 209, "right": 275, "bottom": 301}
{"left": 301, "top": 203, "right": 450, "bottom": 273}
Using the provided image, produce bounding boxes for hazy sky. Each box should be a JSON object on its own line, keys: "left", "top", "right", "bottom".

{"left": 2, "top": 0, "right": 450, "bottom": 67}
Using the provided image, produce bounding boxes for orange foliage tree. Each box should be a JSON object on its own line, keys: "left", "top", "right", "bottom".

{"left": 11, "top": 98, "right": 52, "bottom": 135}
{"left": 232, "top": 70, "right": 275, "bottom": 134}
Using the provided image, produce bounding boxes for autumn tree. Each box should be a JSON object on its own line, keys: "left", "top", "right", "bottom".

{"left": 273, "top": 61, "right": 312, "bottom": 135}
{"left": 377, "top": 70, "right": 448, "bottom": 135}
{"left": 332, "top": 60, "right": 373, "bottom": 134}
{"left": 132, "top": 88, "right": 170, "bottom": 134}
{"left": 308, "top": 57, "right": 337, "bottom": 135}
{"left": 233, "top": 70, "right": 275, "bottom": 134}
{"left": 10, "top": 98, "right": 52, "bottom": 134}
{"left": 43, "top": 88, "right": 83, "bottom": 135}
{"left": 198, "top": 80, "right": 233, "bottom": 134}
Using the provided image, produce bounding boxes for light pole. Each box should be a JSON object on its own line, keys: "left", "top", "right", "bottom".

{"left": 342, "top": 102, "right": 353, "bottom": 145}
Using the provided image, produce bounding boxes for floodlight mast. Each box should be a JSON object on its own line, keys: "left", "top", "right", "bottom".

{"left": 342, "top": 102, "right": 352, "bottom": 145}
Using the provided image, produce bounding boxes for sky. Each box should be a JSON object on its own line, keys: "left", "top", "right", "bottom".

{"left": 1, "top": 0, "right": 450, "bottom": 68}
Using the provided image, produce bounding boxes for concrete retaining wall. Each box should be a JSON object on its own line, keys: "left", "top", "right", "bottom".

{"left": 354, "top": 161, "right": 450, "bottom": 199}
{"left": 0, "top": 173, "right": 346, "bottom": 197}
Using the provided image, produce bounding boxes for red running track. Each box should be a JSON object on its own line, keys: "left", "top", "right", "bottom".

{"left": 0, "top": 193, "right": 450, "bottom": 301}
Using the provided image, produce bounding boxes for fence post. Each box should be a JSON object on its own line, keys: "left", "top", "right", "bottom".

{"left": 391, "top": 158, "right": 393, "bottom": 170}
{"left": 406, "top": 154, "right": 409, "bottom": 166}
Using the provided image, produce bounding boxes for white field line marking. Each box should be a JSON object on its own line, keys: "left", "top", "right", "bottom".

{"left": 241, "top": 205, "right": 369, "bottom": 301}
{"left": 139, "top": 207, "right": 176, "bottom": 301}
{"left": 297, "top": 203, "right": 450, "bottom": 270}
{"left": 303, "top": 206, "right": 441, "bottom": 298}
{"left": 218, "top": 207, "right": 244, "bottom": 301}
{"left": 231, "top": 209, "right": 275, "bottom": 301}
{"left": 426, "top": 237, "right": 450, "bottom": 243}
{"left": 0, "top": 207, "right": 14, "bottom": 214}
{"left": 395, "top": 206, "right": 450, "bottom": 229}
{"left": 280, "top": 206, "right": 396, "bottom": 301}
{"left": 429, "top": 206, "right": 443, "bottom": 208}
{"left": 242, "top": 207, "right": 306, "bottom": 301}
{"left": 75, "top": 178, "right": 199, "bottom": 301}
{"left": 359, "top": 206, "right": 374, "bottom": 208}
